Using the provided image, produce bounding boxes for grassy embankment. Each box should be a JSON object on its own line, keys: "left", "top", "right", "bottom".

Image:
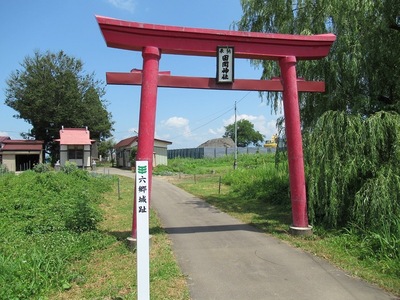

{"left": 0, "top": 168, "right": 189, "bottom": 299}
{"left": 154, "top": 153, "right": 400, "bottom": 296}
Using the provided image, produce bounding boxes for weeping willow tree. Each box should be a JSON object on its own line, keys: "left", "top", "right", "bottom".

{"left": 305, "top": 111, "right": 400, "bottom": 247}
{"left": 237, "top": 0, "right": 400, "bottom": 259}
{"left": 236, "top": 0, "right": 400, "bottom": 128}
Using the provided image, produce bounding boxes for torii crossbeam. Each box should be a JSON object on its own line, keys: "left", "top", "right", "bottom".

{"left": 107, "top": 71, "right": 326, "bottom": 92}
{"left": 97, "top": 15, "right": 336, "bottom": 237}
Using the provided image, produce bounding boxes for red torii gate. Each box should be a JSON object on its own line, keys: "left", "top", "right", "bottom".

{"left": 97, "top": 16, "right": 336, "bottom": 237}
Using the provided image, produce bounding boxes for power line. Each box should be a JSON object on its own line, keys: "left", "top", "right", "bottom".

{"left": 236, "top": 91, "right": 252, "bottom": 104}
{"left": 0, "top": 130, "right": 24, "bottom": 133}
{"left": 168, "top": 91, "right": 254, "bottom": 140}
{"left": 188, "top": 106, "right": 233, "bottom": 133}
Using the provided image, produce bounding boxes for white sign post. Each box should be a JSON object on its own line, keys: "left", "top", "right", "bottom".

{"left": 136, "top": 161, "right": 150, "bottom": 300}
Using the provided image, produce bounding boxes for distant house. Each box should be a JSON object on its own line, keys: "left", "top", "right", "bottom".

{"left": 0, "top": 136, "right": 11, "bottom": 146}
{"left": 55, "top": 127, "right": 95, "bottom": 168}
{"left": 0, "top": 139, "right": 44, "bottom": 171}
{"left": 0, "top": 136, "right": 11, "bottom": 164}
{"left": 115, "top": 136, "right": 172, "bottom": 168}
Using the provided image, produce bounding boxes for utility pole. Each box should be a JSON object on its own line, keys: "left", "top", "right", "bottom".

{"left": 233, "top": 101, "right": 237, "bottom": 170}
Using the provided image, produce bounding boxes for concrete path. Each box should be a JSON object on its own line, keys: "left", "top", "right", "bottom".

{"left": 100, "top": 167, "right": 398, "bottom": 300}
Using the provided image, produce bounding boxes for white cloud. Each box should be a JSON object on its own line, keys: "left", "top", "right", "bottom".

{"left": 208, "top": 128, "right": 218, "bottom": 135}
{"left": 209, "top": 126, "right": 226, "bottom": 136}
{"left": 0, "top": 131, "right": 9, "bottom": 137}
{"left": 162, "top": 116, "right": 191, "bottom": 137}
{"left": 222, "top": 114, "right": 279, "bottom": 141}
{"left": 106, "top": 0, "right": 136, "bottom": 13}
{"left": 223, "top": 114, "right": 258, "bottom": 127}
{"left": 159, "top": 115, "right": 281, "bottom": 149}
{"left": 164, "top": 117, "right": 188, "bottom": 128}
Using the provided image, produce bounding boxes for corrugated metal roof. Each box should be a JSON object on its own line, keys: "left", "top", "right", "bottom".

{"left": 154, "top": 138, "right": 173, "bottom": 145}
{"left": 115, "top": 136, "right": 138, "bottom": 149}
{"left": 114, "top": 136, "right": 172, "bottom": 149}
{"left": 55, "top": 128, "right": 94, "bottom": 145}
{"left": 1, "top": 140, "right": 44, "bottom": 151}
{"left": 0, "top": 136, "right": 11, "bottom": 143}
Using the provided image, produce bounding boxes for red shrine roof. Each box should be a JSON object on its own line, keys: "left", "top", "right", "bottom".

{"left": 55, "top": 128, "right": 95, "bottom": 145}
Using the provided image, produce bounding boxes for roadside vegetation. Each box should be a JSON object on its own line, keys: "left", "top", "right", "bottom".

{"left": 0, "top": 167, "right": 113, "bottom": 299}
{"left": 0, "top": 166, "right": 189, "bottom": 299}
{"left": 154, "top": 152, "right": 400, "bottom": 296}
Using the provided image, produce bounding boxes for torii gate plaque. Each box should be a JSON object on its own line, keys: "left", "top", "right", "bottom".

{"left": 97, "top": 16, "right": 336, "bottom": 237}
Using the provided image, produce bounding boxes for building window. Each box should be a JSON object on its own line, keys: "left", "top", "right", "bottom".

{"left": 68, "top": 146, "right": 84, "bottom": 159}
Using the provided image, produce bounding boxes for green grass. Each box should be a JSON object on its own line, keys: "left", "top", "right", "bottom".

{"left": 154, "top": 154, "right": 274, "bottom": 175}
{"left": 3, "top": 154, "right": 398, "bottom": 297}
{"left": 50, "top": 175, "right": 190, "bottom": 300}
{"left": 0, "top": 170, "right": 115, "bottom": 299}
{"left": 0, "top": 171, "right": 189, "bottom": 299}
{"left": 155, "top": 154, "right": 400, "bottom": 296}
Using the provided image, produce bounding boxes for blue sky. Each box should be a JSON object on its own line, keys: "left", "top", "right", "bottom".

{"left": 0, "top": 0, "right": 282, "bottom": 149}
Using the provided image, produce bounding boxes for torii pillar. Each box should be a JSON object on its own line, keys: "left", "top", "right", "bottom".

{"left": 131, "top": 47, "right": 160, "bottom": 239}
{"left": 97, "top": 16, "right": 336, "bottom": 237}
{"left": 279, "top": 56, "right": 309, "bottom": 231}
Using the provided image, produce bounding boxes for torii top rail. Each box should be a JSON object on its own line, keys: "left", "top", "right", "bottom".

{"left": 97, "top": 15, "right": 334, "bottom": 59}
{"left": 96, "top": 15, "right": 336, "bottom": 236}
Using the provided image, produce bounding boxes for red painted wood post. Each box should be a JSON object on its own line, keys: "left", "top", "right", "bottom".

{"left": 279, "top": 56, "right": 311, "bottom": 235}
{"left": 132, "top": 46, "right": 161, "bottom": 239}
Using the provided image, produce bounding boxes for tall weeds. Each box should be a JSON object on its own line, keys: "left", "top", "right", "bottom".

{"left": 223, "top": 158, "right": 290, "bottom": 205}
{"left": 0, "top": 170, "right": 114, "bottom": 299}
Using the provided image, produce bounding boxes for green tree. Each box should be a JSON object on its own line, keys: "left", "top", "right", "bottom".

{"left": 97, "top": 138, "right": 116, "bottom": 160}
{"left": 238, "top": 2, "right": 400, "bottom": 253}
{"left": 223, "top": 119, "right": 264, "bottom": 147}
{"left": 236, "top": 0, "right": 400, "bottom": 128}
{"left": 304, "top": 110, "right": 400, "bottom": 259}
{"left": 5, "top": 50, "right": 114, "bottom": 161}
{"left": 130, "top": 146, "right": 138, "bottom": 167}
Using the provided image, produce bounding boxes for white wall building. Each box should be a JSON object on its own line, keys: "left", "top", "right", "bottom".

{"left": 55, "top": 127, "right": 95, "bottom": 168}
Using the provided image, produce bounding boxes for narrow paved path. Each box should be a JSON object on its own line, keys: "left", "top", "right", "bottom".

{"left": 100, "top": 168, "right": 397, "bottom": 300}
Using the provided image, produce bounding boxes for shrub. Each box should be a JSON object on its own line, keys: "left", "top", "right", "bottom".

{"left": 65, "top": 195, "right": 102, "bottom": 233}
{"left": 33, "top": 163, "right": 51, "bottom": 173}
{"left": 0, "top": 163, "right": 9, "bottom": 174}
{"left": 61, "top": 161, "right": 78, "bottom": 174}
